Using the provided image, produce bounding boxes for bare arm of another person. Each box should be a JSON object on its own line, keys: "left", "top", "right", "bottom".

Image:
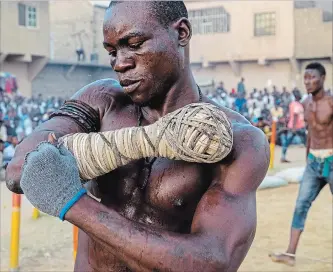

{"left": 302, "top": 97, "right": 311, "bottom": 160}
{"left": 65, "top": 124, "right": 270, "bottom": 272}
{"left": 292, "top": 110, "right": 299, "bottom": 132}
{"left": 5, "top": 79, "right": 118, "bottom": 193}
{"left": 292, "top": 114, "right": 299, "bottom": 131}
{"left": 306, "top": 128, "right": 311, "bottom": 159}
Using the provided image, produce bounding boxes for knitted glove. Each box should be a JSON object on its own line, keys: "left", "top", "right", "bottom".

{"left": 20, "top": 142, "right": 87, "bottom": 220}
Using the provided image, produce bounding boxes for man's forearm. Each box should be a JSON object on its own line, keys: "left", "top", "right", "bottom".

{"left": 306, "top": 132, "right": 311, "bottom": 159}
{"left": 65, "top": 195, "right": 227, "bottom": 272}
{"left": 292, "top": 114, "right": 298, "bottom": 131}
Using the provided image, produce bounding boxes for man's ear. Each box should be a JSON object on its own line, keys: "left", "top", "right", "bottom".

{"left": 172, "top": 17, "right": 192, "bottom": 47}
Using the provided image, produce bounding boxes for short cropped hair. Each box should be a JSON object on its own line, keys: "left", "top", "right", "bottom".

{"left": 108, "top": 1, "right": 188, "bottom": 27}
{"left": 305, "top": 62, "right": 326, "bottom": 76}
{"left": 292, "top": 89, "right": 302, "bottom": 101}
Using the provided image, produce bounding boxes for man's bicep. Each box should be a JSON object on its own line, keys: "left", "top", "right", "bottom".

{"left": 191, "top": 185, "right": 257, "bottom": 234}
{"left": 222, "top": 125, "right": 270, "bottom": 195}
{"left": 191, "top": 125, "right": 269, "bottom": 257}
{"left": 190, "top": 186, "right": 257, "bottom": 269}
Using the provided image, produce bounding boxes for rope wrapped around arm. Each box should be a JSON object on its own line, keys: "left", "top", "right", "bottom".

{"left": 59, "top": 103, "right": 233, "bottom": 181}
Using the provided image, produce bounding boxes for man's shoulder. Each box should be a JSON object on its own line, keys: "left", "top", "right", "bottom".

{"left": 232, "top": 122, "right": 268, "bottom": 154}
{"left": 324, "top": 93, "right": 333, "bottom": 105}
{"left": 232, "top": 121, "right": 269, "bottom": 165}
{"left": 72, "top": 78, "right": 126, "bottom": 100}
{"left": 71, "top": 78, "right": 131, "bottom": 110}
{"left": 212, "top": 123, "right": 269, "bottom": 195}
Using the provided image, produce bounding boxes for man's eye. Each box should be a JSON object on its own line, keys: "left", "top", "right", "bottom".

{"left": 129, "top": 42, "right": 143, "bottom": 49}
{"left": 108, "top": 51, "right": 116, "bottom": 57}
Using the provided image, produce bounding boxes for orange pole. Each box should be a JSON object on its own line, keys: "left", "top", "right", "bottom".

{"left": 73, "top": 226, "right": 78, "bottom": 260}
{"left": 10, "top": 193, "right": 21, "bottom": 271}
{"left": 269, "top": 121, "right": 277, "bottom": 169}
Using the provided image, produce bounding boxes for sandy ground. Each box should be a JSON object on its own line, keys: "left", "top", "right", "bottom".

{"left": 1, "top": 146, "right": 332, "bottom": 272}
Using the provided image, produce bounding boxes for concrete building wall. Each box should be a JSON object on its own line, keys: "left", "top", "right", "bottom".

{"left": 93, "top": 5, "right": 110, "bottom": 66}
{"left": 241, "top": 61, "right": 293, "bottom": 90}
{"left": 49, "top": 1, "right": 110, "bottom": 65}
{"left": 49, "top": 0, "right": 94, "bottom": 63}
{"left": 294, "top": 8, "right": 333, "bottom": 59}
{"left": 32, "top": 62, "right": 117, "bottom": 98}
{"left": 0, "top": 1, "right": 50, "bottom": 97}
{"left": 187, "top": 1, "right": 295, "bottom": 63}
{"left": 0, "top": 1, "right": 50, "bottom": 57}
{"left": 192, "top": 60, "right": 294, "bottom": 92}
{"left": 193, "top": 59, "right": 333, "bottom": 93}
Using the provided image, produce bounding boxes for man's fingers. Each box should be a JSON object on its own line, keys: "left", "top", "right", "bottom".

{"left": 48, "top": 133, "right": 57, "bottom": 145}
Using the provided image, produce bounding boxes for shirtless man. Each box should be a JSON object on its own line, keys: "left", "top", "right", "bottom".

{"left": 270, "top": 62, "right": 333, "bottom": 266}
{"left": 6, "top": 2, "right": 269, "bottom": 271}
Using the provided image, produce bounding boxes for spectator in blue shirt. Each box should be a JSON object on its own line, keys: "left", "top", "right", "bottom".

{"left": 237, "top": 77, "right": 246, "bottom": 94}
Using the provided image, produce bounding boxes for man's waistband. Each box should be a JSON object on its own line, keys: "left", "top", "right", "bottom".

{"left": 309, "top": 149, "right": 333, "bottom": 159}
{"left": 308, "top": 151, "right": 333, "bottom": 178}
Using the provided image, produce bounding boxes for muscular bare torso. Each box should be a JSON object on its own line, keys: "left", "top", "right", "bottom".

{"left": 4, "top": 78, "right": 254, "bottom": 272}
{"left": 304, "top": 94, "right": 333, "bottom": 150}
{"left": 74, "top": 92, "right": 245, "bottom": 272}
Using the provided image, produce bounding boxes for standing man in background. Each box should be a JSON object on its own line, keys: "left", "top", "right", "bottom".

{"left": 0, "top": 139, "right": 5, "bottom": 180}
{"left": 270, "top": 62, "right": 333, "bottom": 266}
{"left": 237, "top": 77, "right": 246, "bottom": 95}
{"left": 280, "top": 89, "right": 306, "bottom": 163}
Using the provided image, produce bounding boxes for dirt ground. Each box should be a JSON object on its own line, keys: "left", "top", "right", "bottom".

{"left": 1, "top": 146, "right": 332, "bottom": 272}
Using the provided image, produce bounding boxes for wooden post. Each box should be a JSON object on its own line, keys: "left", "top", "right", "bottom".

{"left": 10, "top": 194, "right": 21, "bottom": 272}
{"left": 73, "top": 226, "right": 78, "bottom": 260}
{"left": 32, "top": 207, "right": 40, "bottom": 219}
{"left": 269, "top": 121, "right": 277, "bottom": 169}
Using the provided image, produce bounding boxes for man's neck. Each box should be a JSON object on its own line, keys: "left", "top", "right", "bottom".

{"left": 312, "top": 89, "right": 325, "bottom": 102}
{"left": 141, "top": 71, "right": 200, "bottom": 123}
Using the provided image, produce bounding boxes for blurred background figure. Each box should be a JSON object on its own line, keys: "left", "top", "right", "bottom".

{"left": 280, "top": 89, "right": 306, "bottom": 163}
{"left": 237, "top": 77, "right": 246, "bottom": 95}
{"left": 0, "top": 139, "right": 5, "bottom": 180}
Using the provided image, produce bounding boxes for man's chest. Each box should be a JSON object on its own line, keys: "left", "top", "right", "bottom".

{"left": 95, "top": 157, "right": 211, "bottom": 231}
{"left": 95, "top": 109, "right": 212, "bottom": 222}
{"left": 305, "top": 100, "right": 333, "bottom": 125}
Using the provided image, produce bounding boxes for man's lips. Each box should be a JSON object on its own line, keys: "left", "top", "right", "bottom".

{"left": 123, "top": 81, "right": 141, "bottom": 94}
{"left": 120, "top": 80, "right": 141, "bottom": 94}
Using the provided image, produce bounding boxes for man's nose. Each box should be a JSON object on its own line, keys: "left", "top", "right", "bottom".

{"left": 112, "top": 52, "right": 135, "bottom": 73}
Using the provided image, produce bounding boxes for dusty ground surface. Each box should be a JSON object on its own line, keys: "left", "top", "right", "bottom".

{"left": 1, "top": 146, "right": 332, "bottom": 272}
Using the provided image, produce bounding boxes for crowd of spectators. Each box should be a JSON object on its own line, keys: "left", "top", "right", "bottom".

{"left": 208, "top": 79, "right": 305, "bottom": 124}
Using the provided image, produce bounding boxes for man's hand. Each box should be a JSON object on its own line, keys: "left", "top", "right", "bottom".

{"left": 20, "top": 140, "right": 86, "bottom": 220}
